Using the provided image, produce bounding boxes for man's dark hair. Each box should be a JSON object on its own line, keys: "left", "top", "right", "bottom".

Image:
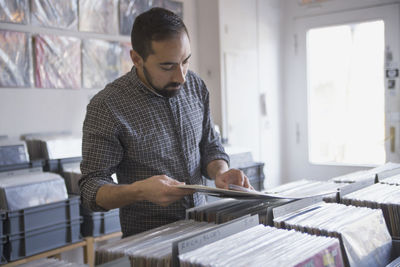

{"left": 131, "top": 7, "right": 188, "bottom": 60}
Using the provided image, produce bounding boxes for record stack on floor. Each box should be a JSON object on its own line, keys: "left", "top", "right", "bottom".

{"left": 273, "top": 202, "right": 392, "bottom": 267}
{"left": 95, "top": 220, "right": 217, "bottom": 266}
{"left": 340, "top": 180, "right": 400, "bottom": 239}
{"left": 178, "top": 225, "right": 343, "bottom": 267}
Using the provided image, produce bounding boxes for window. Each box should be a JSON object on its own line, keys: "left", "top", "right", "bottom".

{"left": 307, "top": 20, "right": 385, "bottom": 165}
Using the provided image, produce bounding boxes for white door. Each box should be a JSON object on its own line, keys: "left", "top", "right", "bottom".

{"left": 287, "top": 4, "right": 400, "bottom": 180}
{"left": 224, "top": 50, "right": 260, "bottom": 160}
{"left": 219, "top": 0, "right": 261, "bottom": 160}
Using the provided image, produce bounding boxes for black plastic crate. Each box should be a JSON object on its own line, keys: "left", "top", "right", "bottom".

{"left": 5, "top": 195, "right": 80, "bottom": 235}
{"left": 0, "top": 160, "right": 44, "bottom": 173}
{"left": 4, "top": 218, "right": 81, "bottom": 262}
{"left": 81, "top": 206, "right": 120, "bottom": 237}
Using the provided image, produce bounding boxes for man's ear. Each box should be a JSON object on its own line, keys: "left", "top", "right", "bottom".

{"left": 130, "top": 49, "right": 143, "bottom": 67}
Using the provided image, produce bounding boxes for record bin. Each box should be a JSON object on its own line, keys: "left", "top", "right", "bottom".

{"left": 0, "top": 159, "right": 44, "bottom": 173}
{"left": 43, "top": 156, "right": 82, "bottom": 173}
{"left": 4, "top": 218, "right": 81, "bottom": 261}
{"left": 5, "top": 195, "right": 80, "bottom": 236}
{"left": 80, "top": 206, "right": 120, "bottom": 237}
{"left": 48, "top": 157, "right": 121, "bottom": 238}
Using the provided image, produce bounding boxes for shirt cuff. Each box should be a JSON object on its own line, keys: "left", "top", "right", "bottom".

{"left": 80, "top": 177, "right": 114, "bottom": 212}
{"left": 202, "top": 152, "right": 230, "bottom": 180}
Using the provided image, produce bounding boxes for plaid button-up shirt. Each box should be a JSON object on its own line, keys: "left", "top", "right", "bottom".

{"left": 79, "top": 67, "right": 229, "bottom": 236}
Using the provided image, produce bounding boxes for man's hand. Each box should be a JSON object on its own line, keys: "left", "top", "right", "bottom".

{"left": 215, "top": 169, "right": 254, "bottom": 190}
{"left": 136, "top": 175, "right": 194, "bottom": 207}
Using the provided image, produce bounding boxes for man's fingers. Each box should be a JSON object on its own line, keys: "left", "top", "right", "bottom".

{"left": 170, "top": 185, "right": 195, "bottom": 196}
{"left": 243, "top": 176, "right": 251, "bottom": 188}
{"left": 215, "top": 179, "right": 229, "bottom": 189}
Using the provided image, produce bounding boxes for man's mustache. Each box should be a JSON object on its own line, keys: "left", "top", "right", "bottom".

{"left": 164, "top": 82, "right": 182, "bottom": 89}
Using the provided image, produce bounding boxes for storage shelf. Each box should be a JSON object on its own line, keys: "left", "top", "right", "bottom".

{"left": 1, "top": 232, "right": 122, "bottom": 267}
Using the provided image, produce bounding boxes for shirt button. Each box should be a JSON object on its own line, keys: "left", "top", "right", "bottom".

{"left": 169, "top": 98, "right": 176, "bottom": 104}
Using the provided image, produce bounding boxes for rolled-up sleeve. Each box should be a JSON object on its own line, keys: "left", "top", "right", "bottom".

{"left": 79, "top": 97, "right": 123, "bottom": 211}
{"left": 199, "top": 82, "right": 230, "bottom": 179}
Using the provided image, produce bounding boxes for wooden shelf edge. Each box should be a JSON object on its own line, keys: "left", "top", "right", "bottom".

{"left": 1, "top": 240, "right": 87, "bottom": 267}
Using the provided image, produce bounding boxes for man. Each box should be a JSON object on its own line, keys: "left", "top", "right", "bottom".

{"left": 79, "top": 7, "right": 252, "bottom": 237}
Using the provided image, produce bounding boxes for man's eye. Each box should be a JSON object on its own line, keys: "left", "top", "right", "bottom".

{"left": 161, "top": 65, "right": 174, "bottom": 71}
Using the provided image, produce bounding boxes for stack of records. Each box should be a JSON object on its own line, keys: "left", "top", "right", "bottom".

{"left": 0, "top": 168, "right": 68, "bottom": 210}
{"left": 186, "top": 180, "right": 342, "bottom": 226}
{"left": 62, "top": 162, "right": 117, "bottom": 194}
{"left": 331, "top": 162, "right": 400, "bottom": 183}
{"left": 0, "top": 139, "right": 30, "bottom": 166}
{"left": 274, "top": 203, "right": 392, "bottom": 267}
{"left": 265, "top": 179, "right": 341, "bottom": 194}
{"left": 341, "top": 183, "right": 400, "bottom": 238}
{"left": 186, "top": 198, "right": 292, "bottom": 226}
{"left": 31, "top": 0, "right": 78, "bottom": 30}
{"left": 23, "top": 133, "right": 82, "bottom": 160}
{"left": 265, "top": 179, "right": 345, "bottom": 202}
{"left": 381, "top": 174, "right": 400, "bottom": 186}
{"left": 61, "top": 162, "right": 82, "bottom": 194}
{"left": 95, "top": 220, "right": 217, "bottom": 266}
{"left": 17, "top": 257, "right": 86, "bottom": 267}
{"left": 179, "top": 225, "right": 344, "bottom": 267}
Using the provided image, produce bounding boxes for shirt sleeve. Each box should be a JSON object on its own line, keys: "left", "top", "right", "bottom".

{"left": 79, "top": 97, "right": 123, "bottom": 211}
{"left": 199, "top": 81, "right": 230, "bottom": 179}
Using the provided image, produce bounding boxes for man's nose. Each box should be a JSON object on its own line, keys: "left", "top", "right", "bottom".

{"left": 173, "top": 64, "right": 186, "bottom": 84}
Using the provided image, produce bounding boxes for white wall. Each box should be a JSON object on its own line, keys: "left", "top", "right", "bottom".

{"left": 0, "top": 0, "right": 200, "bottom": 139}
{"left": 257, "top": 0, "right": 283, "bottom": 188}
{"left": 281, "top": 0, "right": 400, "bottom": 183}
{"left": 196, "top": 0, "right": 223, "bottom": 135}
{"left": 196, "top": 0, "right": 283, "bottom": 188}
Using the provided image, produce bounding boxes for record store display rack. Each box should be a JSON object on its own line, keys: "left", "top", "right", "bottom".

{"left": 2, "top": 134, "right": 400, "bottom": 266}
{"left": 95, "top": 162, "right": 400, "bottom": 267}
{"left": 95, "top": 216, "right": 344, "bottom": 267}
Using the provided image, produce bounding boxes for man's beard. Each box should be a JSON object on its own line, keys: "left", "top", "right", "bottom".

{"left": 143, "top": 65, "right": 182, "bottom": 98}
